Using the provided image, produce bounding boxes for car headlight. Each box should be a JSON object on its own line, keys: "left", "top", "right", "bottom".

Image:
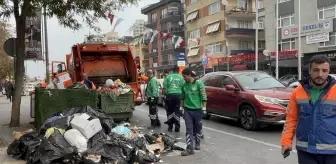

{"left": 254, "top": 95, "right": 280, "bottom": 104}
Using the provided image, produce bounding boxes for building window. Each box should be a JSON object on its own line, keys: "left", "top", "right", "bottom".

{"left": 258, "top": 0, "right": 264, "bottom": 9}
{"left": 278, "top": 0, "right": 290, "bottom": 3}
{"left": 278, "top": 14, "right": 295, "bottom": 27}
{"left": 278, "top": 38, "right": 296, "bottom": 50}
{"left": 208, "top": 1, "right": 220, "bottom": 15}
{"left": 190, "top": 0, "right": 198, "bottom": 4}
{"left": 258, "top": 21, "right": 264, "bottom": 29}
{"left": 254, "top": 41, "right": 265, "bottom": 50}
{"left": 151, "top": 13, "right": 157, "bottom": 23}
{"left": 161, "top": 8, "right": 167, "bottom": 18}
{"left": 237, "top": 20, "right": 251, "bottom": 28}
{"left": 206, "top": 43, "right": 222, "bottom": 53}
{"left": 318, "top": 4, "right": 336, "bottom": 20}
{"left": 239, "top": 40, "right": 249, "bottom": 49}
{"left": 320, "top": 32, "right": 336, "bottom": 47}
{"left": 237, "top": 0, "right": 247, "bottom": 9}
{"left": 189, "top": 29, "right": 200, "bottom": 39}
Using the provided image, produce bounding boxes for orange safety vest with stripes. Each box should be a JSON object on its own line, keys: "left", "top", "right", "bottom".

{"left": 281, "top": 76, "right": 336, "bottom": 154}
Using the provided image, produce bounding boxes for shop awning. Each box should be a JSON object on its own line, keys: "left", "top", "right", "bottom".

{"left": 187, "top": 48, "right": 200, "bottom": 57}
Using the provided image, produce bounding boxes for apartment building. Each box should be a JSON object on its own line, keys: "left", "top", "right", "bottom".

{"left": 132, "top": 20, "right": 146, "bottom": 37}
{"left": 185, "top": 0, "right": 264, "bottom": 73}
{"left": 141, "top": 0, "right": 185, "bottom": 76}
{"left": 130, "top": 35, "right": 149, "bottom": 71}
{"left": 261, "top": 0, "right": 336, "bottom": 76}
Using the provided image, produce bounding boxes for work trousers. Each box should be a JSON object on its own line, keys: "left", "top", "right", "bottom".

{"left": 298, "top": 150, "right": 336, "bottom": 164}
{"left": 166, "top": 94, "right": 181, "bottom": 130}
{"left": 184, "top": 109, "right": 202, "bottom": 150}
{"left": 148, "top": 97, "right": 160, "bottom": 126}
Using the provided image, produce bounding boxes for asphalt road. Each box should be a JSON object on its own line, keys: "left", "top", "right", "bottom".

{"left": 131, "top": 104, "right": 298, "bottom": 164}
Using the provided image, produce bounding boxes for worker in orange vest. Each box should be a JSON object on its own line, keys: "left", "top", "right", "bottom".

{"left": 81, "top": 73, "right": 96, "bottom": 89}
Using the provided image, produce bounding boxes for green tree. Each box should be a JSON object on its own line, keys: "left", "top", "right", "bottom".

{"left": 0, "top": 0, "right": 138, "bottom": 127}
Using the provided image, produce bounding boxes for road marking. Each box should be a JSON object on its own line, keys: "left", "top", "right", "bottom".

{"left": 136, "top": 108, "right": 297, "bottom": 153}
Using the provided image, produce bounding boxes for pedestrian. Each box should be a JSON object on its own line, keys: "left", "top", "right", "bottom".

{"left": 180, "top": 68, "right": 207, "bottom": 156}
{"left": 146, "top": 69, "right": 161, "bottom": 129}
{"left": 8, "top": 81, "right": 14, "bottom": 102}
{"left": 163, "top": 66, "right": 184, "bottom": 132}
{"left": 281, "top": 55, "right": 336, "bottom": 164}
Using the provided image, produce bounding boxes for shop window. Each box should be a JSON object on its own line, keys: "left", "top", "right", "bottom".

{"left": 278, "top": 38, "right": 295, "bottom": 51}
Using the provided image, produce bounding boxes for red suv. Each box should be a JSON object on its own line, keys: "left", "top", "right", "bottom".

{"left": 200, "top": 71, "right": 292, "bottom": 131}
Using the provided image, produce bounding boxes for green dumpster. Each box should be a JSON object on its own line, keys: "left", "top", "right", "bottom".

{"left": 34, "top": 88, "right": 98, "bottom": 129}
{"left": 99, "top": 91, "right": 135, "bottom": 121}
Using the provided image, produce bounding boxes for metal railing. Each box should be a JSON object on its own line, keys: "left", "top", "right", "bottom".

{"left": 225, "top": 5, "right": 256, "bottom": 13}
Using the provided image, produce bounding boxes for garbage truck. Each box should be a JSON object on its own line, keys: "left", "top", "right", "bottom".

{"left": 31, "top": 41, "right": 144, "bottom": 128}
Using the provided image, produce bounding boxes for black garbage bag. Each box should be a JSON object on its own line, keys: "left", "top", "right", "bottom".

{"left": 160, "top": 133, "right": 177, "bottom": 149}
{"left": 36, "top": 129, "right": 77, "bottom": 164}
{"left": 86, "top": 136, "right": 134, "bottom": 163}
{"left": 135, "top": 150, "right": 161, "bottom": 163}
{"left": 39, "top": 116, "right": 70, "bottom": 135}
{"left": 61, "top": 106, "right": 116, "bottom": 134}
{"left": 87, "top": 130, "right": 108, "bottom": 149}
{"left": 7, "top": 132, "right": 41, "bottom": 160}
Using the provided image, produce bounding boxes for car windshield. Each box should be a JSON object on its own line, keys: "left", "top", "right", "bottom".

{"left": 235, "top": 72, "right": 286, "bottom": 90}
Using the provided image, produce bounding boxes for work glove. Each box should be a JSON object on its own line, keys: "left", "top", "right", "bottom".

{"left": 180, "top": 107, "right": 184, "bottom": 115}
{"left": 202, "top": 107, "right": 207, "bottom": 115}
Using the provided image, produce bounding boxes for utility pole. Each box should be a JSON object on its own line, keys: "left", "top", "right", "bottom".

{"left": 255, "top": 0, "right": 259, "bottom": 71}
{"left": 298, "top": 0, "right": 302, "bottom": 80}
{"left": 275, "top": 0, "right": 279, "bottom": 79}
{"left": 43, "top": 7, "right": 50, "bottom": 83}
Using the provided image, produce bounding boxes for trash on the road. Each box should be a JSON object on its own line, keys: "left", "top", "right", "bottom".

{"left": 70, "top": 113, "right": 103, "bottom": 139}
{"left": 6, "top": 106, "right": 186, "bottom": 163}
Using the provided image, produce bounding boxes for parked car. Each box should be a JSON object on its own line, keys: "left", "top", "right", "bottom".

{"left": 200, "top": 71, "right": 292, "bottom": 131}
{"left": 279, "top": 74, "right": 298, "bottom": 86}
{"left": 288, "top": 74, "right": 336, "bottom": 88}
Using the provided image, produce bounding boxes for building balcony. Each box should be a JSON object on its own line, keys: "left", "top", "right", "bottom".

{"left": 162, "top": 44, "right": 185, "bottom": 54}
{"left": 145, "top": 51, "right": 158, "bottom": 57}
{"left": 144, "top": 20, "right": 157, "bottom": 29}
{"left": 230, "top": 49, "right": 263, "bottom": 55}
{"left": 160, "top": 11, "right": 183, "bottom": 24}
{"left": 225, "top": 28, "right": 258, "bottom": 38}
{"left": 225, "top": 6, "right": 255, "bottom": 19}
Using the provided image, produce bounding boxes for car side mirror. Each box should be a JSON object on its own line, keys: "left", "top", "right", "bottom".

{"left": 225, "top": 84, "right": 239, "bottom": 91}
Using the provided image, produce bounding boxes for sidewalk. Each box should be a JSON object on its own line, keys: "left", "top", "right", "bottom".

{"left": 0, "top": 95, "right": 33, "bottom": 163}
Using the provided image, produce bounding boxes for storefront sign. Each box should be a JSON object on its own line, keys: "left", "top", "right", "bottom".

{"left": 177, "top": 60, "right": 185, "bottom": 66}
{"left": 306, "top": 33, "right": 329, "bottom": 44}
{"left": 282, "top": 19, "right": 333, "bottom": 39}
{"left": 270, "top": 50, "right": 298, "bottom": 60}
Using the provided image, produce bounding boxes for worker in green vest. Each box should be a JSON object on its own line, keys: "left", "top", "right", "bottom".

{"left": 180, "top": 68, "right": 207, "bottom": 156}
{"left": 146, "top": 69, "right": 161, "bottom": 128}
{"left": 163, "top": 66, "right": 185, "bottom": 132}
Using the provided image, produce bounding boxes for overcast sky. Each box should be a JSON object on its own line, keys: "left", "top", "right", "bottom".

{"left": 8, "top": 0, "right": 158, "bottom": 79}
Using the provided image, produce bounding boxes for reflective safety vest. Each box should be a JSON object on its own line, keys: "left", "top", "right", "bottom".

{"left": 281, "top": 76, "right": 336, "bottom": 154}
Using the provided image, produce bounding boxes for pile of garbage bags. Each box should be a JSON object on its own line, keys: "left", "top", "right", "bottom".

{"left": 7, "top": 106, "right": 183, "bottom": 164}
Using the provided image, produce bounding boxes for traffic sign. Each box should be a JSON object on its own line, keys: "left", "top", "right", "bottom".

{"left": 177, "top": 53, "right": 185, "bottom": 61}
{"left": 201, "top": 57, "right": 208, "bottom": 65}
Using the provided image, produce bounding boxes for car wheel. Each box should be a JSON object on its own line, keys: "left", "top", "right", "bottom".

{"left": 239, "top": 105, "right": 259, "bottom": 131}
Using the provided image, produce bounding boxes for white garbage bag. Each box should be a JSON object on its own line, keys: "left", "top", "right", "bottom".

{"left": 64, "top": 129, "right": 88, "bottom": 153}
